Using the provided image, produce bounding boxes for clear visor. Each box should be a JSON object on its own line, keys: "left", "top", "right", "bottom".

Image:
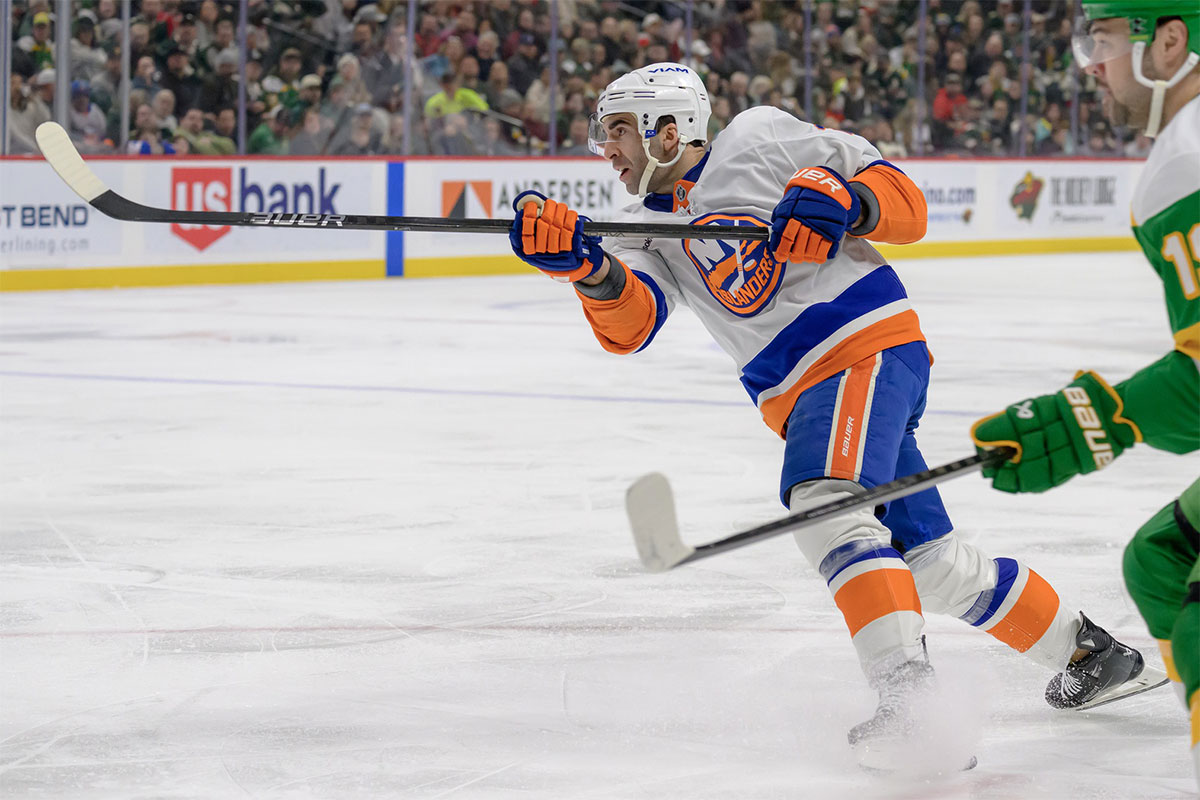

{"left": 587, "top": 113, "right": 655, "bottom": 156}
{"left": 1071, "top": 16, "right": 1134, "bottom": 69}
{"left": 586, "top": 114, "right": 609, "bottom": 156}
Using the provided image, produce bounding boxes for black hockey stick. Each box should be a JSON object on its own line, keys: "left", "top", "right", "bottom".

{"left": 625, "top": 447, "right": 1016, "bottom": 572}
{"left": 34, "top": 122, "right": 768, "bottom": 242}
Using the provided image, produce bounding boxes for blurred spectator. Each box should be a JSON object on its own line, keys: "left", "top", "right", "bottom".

{"left": 159, "top": 43, "right": 202, "bottom": 111}
{"left": 132, "top": 55, "right": 161, "bottom": 94}
{"left": 333, "top": 53, "right": 372, "bottom": 106}
{"left": 330, "top": 103, "right": 383, "bottom": 155}
{"left": 289, "top": 105, "right": 333, "bottom": 155}
{"left": 127, "top": 102, "right": 176, "bottom": 154}
{"left": 17, "top": 11, "right": 55, "bottom": 71}
{"left": 483, "top": 61, "right": 511, "bottom": 110}
{"left": 151, "top": 88, "right": 178, "bottom": 133}
{"left": 557, "top": 115, "right": 591, "bottom": 156}
{"left": 506, "top": 33, "right": 540, "bottom": 95}
{"left": 89, "top": 42, "right": 124, "bottom": 115}
{"left": 932, "top": 72, "right": 968, "bottom": 149}
{"left": 424, "top": 71, "right": 487, "bottom": 120}
{"left": 175, "top": 106, "right": 235, "bottom": 155}
{"left": 198, "top": 49, "right": 238, "bottom": 112}
{"left": 32, "top": 68, "right": 56, "bottom": 109}
{"left": 68, "top": 81, "right": 109, "bottom": 150}
{"left": 7, "top": 69, "right": 51, "bottom": 154}
{"left": 248, "top": 104, "right": 290, "bottom": 154}
{"left": 473, "top": 31, "right": 501, "bottom": 84}
{"left": 264, "top": 47, "right": 305, "bottom": 110}
{"left": 213, "top": 106, "right": 237, "bottom": 142}
{"left": 200, "top": 16, "right": 237, "bottom": 78}
{"left": 430, "top": 111, "right": 476, "bottom": 155}
{"left": 71, "top": 15, "right": 107, "bottom": 81}
{"left": 365, "top": 24, "right": 422, "bottom": 105}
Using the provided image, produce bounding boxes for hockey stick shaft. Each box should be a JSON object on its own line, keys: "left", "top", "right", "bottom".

{"left": 627, "top": 447, "right": 1015, "bottom": 572}
{"left": 34, "top": 122, "right": 767, "bottom": 242}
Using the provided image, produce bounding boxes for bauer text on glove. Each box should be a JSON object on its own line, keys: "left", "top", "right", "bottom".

{"left": 970, "top": 371, "right": 1143, "bottom": 493}
{"left": 769, "top": 166, "right": 862, "bottom": 264}
{"left": 508, "top": 190, "right": 605, "bottom": 283}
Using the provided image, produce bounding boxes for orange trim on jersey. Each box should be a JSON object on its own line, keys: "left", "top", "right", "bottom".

{"left": 828, "top": 356, "right": 877, "bottom": 481}
{"left": 849, "top": 165, "right": 928, "bottom": 245}
{"left": 833, "top": 567, "right": 923, "bottom": 637}
{"left": 576, "top": 258, "right": 658, "bottom": 355}
{"left": 759, "top": 309, "right": 927, "bottom": 437}
{"left": 985, "top": 569, "right": 1059, "bottom": 653}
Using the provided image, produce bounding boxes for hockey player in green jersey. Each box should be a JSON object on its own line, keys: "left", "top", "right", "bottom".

{"left": 972, "top": 0, "right": 1200, "bottom": 784}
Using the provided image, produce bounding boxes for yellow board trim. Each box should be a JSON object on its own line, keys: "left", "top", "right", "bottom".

{"left": 0, "top": 260, "right": 385, "bottom": 291}
{"left": 2, "top": 237, "right": 1141, "bottom": 287}
{"left": 404, "top": 237, "right": 1140, "bottom": 279}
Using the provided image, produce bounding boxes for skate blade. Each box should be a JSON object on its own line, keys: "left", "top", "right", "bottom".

{"left": 1073, "top": 666, "right": 1170, "bottom": 710}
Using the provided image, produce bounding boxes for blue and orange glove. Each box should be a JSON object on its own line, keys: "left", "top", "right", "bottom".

{"left": 769, "top": 166, "right": 861, "bottom": 264}
{"left": 509, "top": 190, "right": 605, "bottom": 283}
{"left": 970, "top": 371, "right": 1141, "bottom": 493}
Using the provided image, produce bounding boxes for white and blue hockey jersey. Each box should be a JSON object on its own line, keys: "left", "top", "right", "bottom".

{"left": 577, "top": 105, "right": 929, "bottom": 437}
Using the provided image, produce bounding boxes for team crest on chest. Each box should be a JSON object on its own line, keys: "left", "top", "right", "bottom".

{"left": 682, "top": 213, "right": 785, "bottom": 317}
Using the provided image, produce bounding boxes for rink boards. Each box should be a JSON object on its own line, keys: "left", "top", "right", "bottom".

{"left": 0, "top": 155, "right": 1143, "bottom": 290}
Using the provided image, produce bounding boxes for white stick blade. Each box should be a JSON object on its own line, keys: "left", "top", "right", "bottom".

{"left": 625, "top": 473, "right": 694, "bottom": 572}
{"left": 35, "top": 122, "right": 108, "bottom": 202}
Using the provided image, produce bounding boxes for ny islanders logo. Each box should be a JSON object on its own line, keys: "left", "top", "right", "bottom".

{"left": 683, "top": 213, "right": 784, "bottom": 317}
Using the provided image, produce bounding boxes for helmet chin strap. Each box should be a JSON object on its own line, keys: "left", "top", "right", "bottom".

{"left": 636, "top": 136, "right": 685, "bottom": 197}
{"left": 1131, "top": 41, "right": 1200, "bottom": 138}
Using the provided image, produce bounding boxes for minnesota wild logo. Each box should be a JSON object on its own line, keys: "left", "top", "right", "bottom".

{"left": 1010, "top": 171, "right": 1044, "bottom": 221}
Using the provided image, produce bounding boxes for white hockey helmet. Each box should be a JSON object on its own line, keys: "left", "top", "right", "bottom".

{"left": 588, "top": 62, "right": 711, "bottom": 196}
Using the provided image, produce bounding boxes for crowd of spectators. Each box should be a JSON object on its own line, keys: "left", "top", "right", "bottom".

{"left": 6, "top": 0, "right": 1146, "bottom": 159}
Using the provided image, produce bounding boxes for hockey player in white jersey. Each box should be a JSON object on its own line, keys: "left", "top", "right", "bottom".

{"left": 507, "top": 63, "right": 1155, "bottom": 769}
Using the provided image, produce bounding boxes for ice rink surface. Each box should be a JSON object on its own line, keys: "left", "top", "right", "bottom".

{"left": 1, "top": 251, "right": 1196, "bottom": 799}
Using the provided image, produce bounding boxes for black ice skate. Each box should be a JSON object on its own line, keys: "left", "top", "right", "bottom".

{"left": 1045, "top": 612, "right": 1168, "bottom": 710}
{"left": 848, "top": 641, "right": 977, "bottom": 774}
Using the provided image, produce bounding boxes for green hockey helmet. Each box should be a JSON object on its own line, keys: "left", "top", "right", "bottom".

{"left": 1074, "top": 0, "right": 1200, "bottom": 136}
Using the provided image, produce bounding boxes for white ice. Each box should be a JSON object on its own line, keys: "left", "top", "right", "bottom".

{"left": 1, "top": 252, "right": 1196, "bottom": 799}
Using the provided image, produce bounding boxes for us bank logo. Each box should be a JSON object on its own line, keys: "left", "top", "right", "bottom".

{"left": 682, "top": 213, "right": 784, "bottom": 317}
{"left": 170, "top": 166, "right": 344, "bottom": 251}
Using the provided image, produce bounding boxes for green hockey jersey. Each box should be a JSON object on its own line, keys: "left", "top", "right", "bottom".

{"left": 1117, "top": 94, "right": 1200, "bottom": 454}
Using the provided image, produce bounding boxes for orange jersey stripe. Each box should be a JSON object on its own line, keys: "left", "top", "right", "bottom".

{"left": 986, "top": 569, "right": 1060, "bottom": 653}
{"left": 849, "top": 165, "right": 928, "bottom": 245}
{"left": 833, "top": 567, "right": 923, "bottom": 637}
{"left": 760, "top": 309, "right": 928, "bottom": 437}
{"left": 576, "top": 258, "right": 658, "bottom": 355}
{"left": 828, "top": 354, "right": 879, "bottom": 481}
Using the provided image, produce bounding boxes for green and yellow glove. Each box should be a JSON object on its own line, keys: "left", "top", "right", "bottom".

{"left": 970, "top": 371, "right": 1143, "bottom": 493}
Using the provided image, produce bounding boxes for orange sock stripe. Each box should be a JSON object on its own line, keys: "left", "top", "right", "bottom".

{"left": 986, "top": 568, "right": 1060, "bottom": 653}
{"left": 833, "top": 567, "right": 923, "bottom": 637}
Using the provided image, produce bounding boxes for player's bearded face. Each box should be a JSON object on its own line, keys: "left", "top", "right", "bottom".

{"left": 1083, "top": 20, "right": 1153, "bottom": 129}
{"left": 598, "top": 115, "right": 649, "bottom": 195}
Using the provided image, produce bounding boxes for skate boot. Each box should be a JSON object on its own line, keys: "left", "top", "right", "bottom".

{"left": 848, "top": 641, "right": 977, "bottom": 773}
{"left": 1045, "top": 612, "right": 1157, "bottom": 710}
